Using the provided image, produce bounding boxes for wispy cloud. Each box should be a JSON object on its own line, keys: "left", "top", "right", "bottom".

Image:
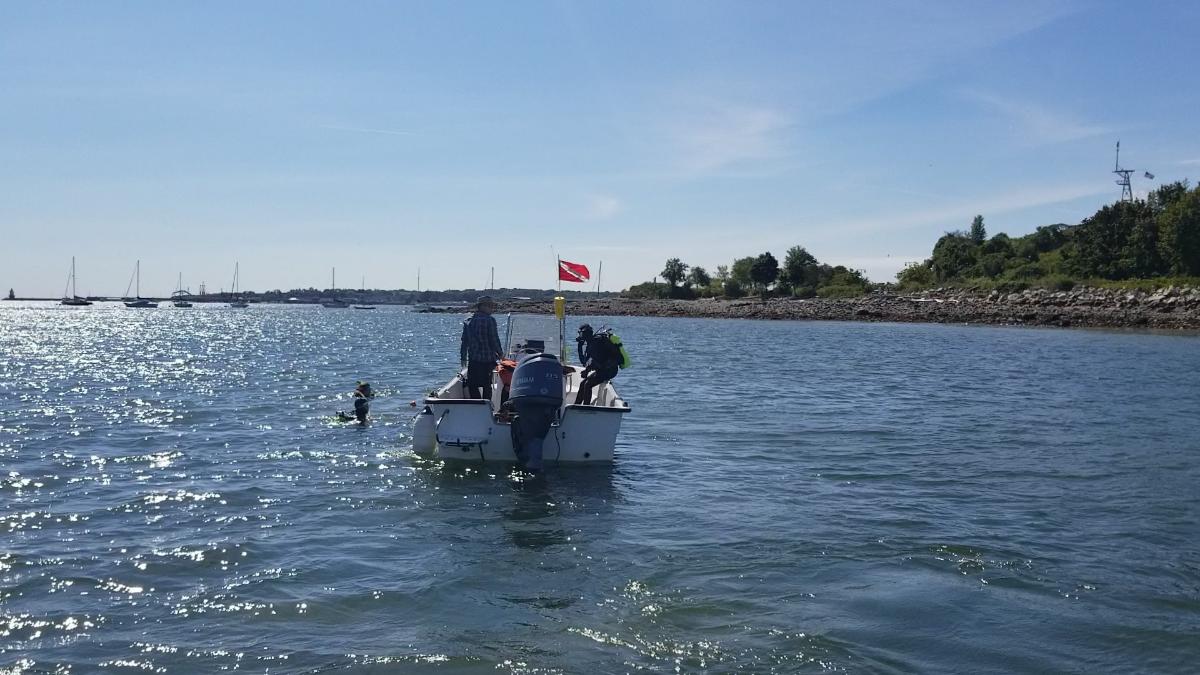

{"left": 583, "top": 194, "right": 622, "bottom": 221}
{"left": 671, "top": 102, "right": 790, "bottom": 173}
{"left": 830, "top": 182, "right": 1110, "bottom": 235}
{"left": 964, "top": 90, "right": 1112, "bottom": 145}
{"left": 320, "top": 124, "right": 417, "bottom": 137}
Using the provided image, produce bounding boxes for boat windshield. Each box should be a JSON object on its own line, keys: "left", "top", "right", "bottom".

{"left": 503, "top": 314, "right": 563, "bottom": 361}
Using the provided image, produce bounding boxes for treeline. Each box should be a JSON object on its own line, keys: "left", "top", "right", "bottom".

{"left": 899, "top": 181, "right": 1200, "bottom": 291}
{"left": 625, "top": 248, "right": 870, "bottom": 299}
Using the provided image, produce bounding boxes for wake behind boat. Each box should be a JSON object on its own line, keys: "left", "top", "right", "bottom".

{"left": 413, "top": 299, "right": 630, "bottom": 466}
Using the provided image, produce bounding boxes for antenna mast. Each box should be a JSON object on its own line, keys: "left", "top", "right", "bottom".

{"left": 1113, "top": 141, "right": 1134, "bottom": 202}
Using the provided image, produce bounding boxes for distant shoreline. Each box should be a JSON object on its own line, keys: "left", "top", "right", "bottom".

{"left": 9, "top": 288, "right": 1200, "bottom": 331}
{"left": 498, "top": 287, "right": 1200, "bottom": 331}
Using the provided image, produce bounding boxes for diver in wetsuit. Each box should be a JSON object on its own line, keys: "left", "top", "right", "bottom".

{"left": 354, "top": 382, "right": 373, "bottom": 422}
{"left": 337, "top": 381, "right": 373, "bottom": 424}
{"left": 574, "top": 324, "right": 621, "bottom": 405}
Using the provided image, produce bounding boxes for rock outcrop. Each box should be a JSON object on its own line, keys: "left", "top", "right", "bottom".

{"left": 495, "top": 286, "right": 1200, "bottom": 330}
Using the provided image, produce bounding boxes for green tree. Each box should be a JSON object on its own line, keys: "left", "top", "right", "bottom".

{"left": 749, "top": 252, "right": 779, "bottom": 297}
{"left": 930, "top": 233, "right": 978, "bottom": 281}
{"left": 981, "top": 233, "right": 1013, "bottom": 256}
{"left": 1071, "top": 201, "right": 1155, "bottom": 279}
{"left": 1159, "top": 186, "right": 1200, "bottom": 275}
{"left": 969, "top": 215, "right": 987, "bottom": 245}
{"left": 896, "top": 261, "right": 935, "bottom": 289}
{"left": 687, "top": 266, "right": 712, "bottom": 289}
{"left": 1127, "top": 215, "right": 1165, "bottom": 278}
{"left": 782, "top": 245, "right": 819, "bottom": 290}
{"left": 730, "top": 257, "right": 755, "bottom": 287}
{"left": 715, "top": 265, "right": 730, "bottom": 282}
{"left": 661, "top": 258, "right": 688, "bottom": 288}
{"left": 817, "top": 266, "right": 869, "bottom": 297}
{"left": 1149, "top": 181, "right": 1190, "bottom": 214}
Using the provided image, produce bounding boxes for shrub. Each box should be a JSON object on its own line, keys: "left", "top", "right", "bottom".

{"left": 1005, "top": 263, "right": 1043, "bottom": 280}
{"left": 623, "top": 282, "right": 670, "bottom": 299}
{"left": 993, "top": 280, "right": 1030, "bottom": 294}
{"left": 896, "top": 261, "right": 935, "bottom": 289}
{"left": 816, "top": 284, "right": 867, "bottom": 298}
{"left": 1039, "top": 275, "right": 1075, "bottom": 291}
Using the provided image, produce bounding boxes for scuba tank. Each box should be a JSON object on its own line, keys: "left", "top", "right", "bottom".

{"left": 596, "top": 329, "right": 631, "bottom": 369}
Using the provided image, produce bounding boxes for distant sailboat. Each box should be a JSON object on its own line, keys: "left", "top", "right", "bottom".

{"left": 60, "top": 257, "right": 93, "bottom": 306}
{"left": 123, "top": 260, "right": 156, "bottom": 308}
{"left": 354, "top": 274, "right": 376, "bottom": 309}
{"left": 413, "top": 267, "right": 431, "bottom": 312}
{"left": 172, "top": 273, "right": 193, "bottom": 308}
{"left": 322, "top": 267, "right": 349, "bottom": 308}
{"left": 229, "top": 263, "right": 249, "bottom": 308}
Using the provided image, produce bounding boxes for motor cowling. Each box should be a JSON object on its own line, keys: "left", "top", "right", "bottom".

{"left": 508, "top": 353, "right": 563, "bottom": 407}
{"left": 508, "top": 353, "right": 562, "bottom": 472}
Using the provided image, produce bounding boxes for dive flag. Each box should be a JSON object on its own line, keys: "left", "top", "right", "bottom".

{"left": 558, "top": 259, "right": 590, "bottom": 283}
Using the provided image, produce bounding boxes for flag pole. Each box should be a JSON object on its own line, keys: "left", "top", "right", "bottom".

{"left": 556, "top": 256, "right": 561, "bottom": 293}
{"left": 596, "top": 261, "right": 602, "bottom": 297}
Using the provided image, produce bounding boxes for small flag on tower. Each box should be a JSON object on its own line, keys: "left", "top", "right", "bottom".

{"left": 1144, "top": 171, "right": 1155, "bottom": 180}
{"left": 558, "top": 259, "right": 590, "bottom": 283}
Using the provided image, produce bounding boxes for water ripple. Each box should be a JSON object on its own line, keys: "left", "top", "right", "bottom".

{"left": 1, "top": 305, "right": 1198, "bottom": 672}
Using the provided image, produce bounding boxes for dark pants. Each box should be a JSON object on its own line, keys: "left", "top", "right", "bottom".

{"left": 353, "top": 397, "right": 369, "bottom": 423}
{"left": 575, "top": 365, "right": 618, "bottom": 405}
{"left": 466, "top": 360, "right": 494, "bottom": 399}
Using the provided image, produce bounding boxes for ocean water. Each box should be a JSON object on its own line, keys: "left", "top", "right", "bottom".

{"left": 1, "top": 302, "right": 1198, "bottom": 674}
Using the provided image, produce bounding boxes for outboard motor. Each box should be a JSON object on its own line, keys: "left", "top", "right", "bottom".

{"left": 508, "top": 352, "right": 563, "bottom": 471}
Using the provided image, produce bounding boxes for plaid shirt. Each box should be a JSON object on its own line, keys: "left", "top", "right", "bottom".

{"left": 460, "top": 311, "right": 503, "bottom": 363}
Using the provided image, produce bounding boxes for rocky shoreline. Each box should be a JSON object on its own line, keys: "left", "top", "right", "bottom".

{"left": 497, "top": 286, "right": 1200, "bottom": 330}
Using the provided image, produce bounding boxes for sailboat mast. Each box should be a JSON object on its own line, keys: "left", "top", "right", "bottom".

{"left": 71, "top": 256, "right": 77, "bottom": 298}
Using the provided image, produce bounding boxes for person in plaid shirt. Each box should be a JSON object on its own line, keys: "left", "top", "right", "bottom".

{"left": 459, "top": 296, "right": 504, "bottom": 399}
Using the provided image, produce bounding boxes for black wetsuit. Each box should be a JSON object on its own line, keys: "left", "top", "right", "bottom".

{"left": 353, "top": 393, "right": 370, "bottom": 423}
{"left": 575, "top": 334, "right": 620, "bottom": 405}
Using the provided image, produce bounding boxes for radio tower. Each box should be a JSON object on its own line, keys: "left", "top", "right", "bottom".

{"left": 1113, "top": 141, "right": 1134, "bottom": 202}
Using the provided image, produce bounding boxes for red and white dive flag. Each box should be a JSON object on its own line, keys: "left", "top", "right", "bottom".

{"left": 558, "top": 259, "right": 590, "bottom": 283}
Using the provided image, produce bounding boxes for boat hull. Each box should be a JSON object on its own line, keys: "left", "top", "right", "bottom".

{"left": 413, "top": 365, "right": 628, "bottom": 464}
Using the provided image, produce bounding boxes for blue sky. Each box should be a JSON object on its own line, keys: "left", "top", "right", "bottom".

{"left": 3, "top": 1, "right": 1198, "bottom": 296}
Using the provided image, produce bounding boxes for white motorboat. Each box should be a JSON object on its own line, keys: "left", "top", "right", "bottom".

{"left": 413, "top": 300, "right": 630, "bottom": 465}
